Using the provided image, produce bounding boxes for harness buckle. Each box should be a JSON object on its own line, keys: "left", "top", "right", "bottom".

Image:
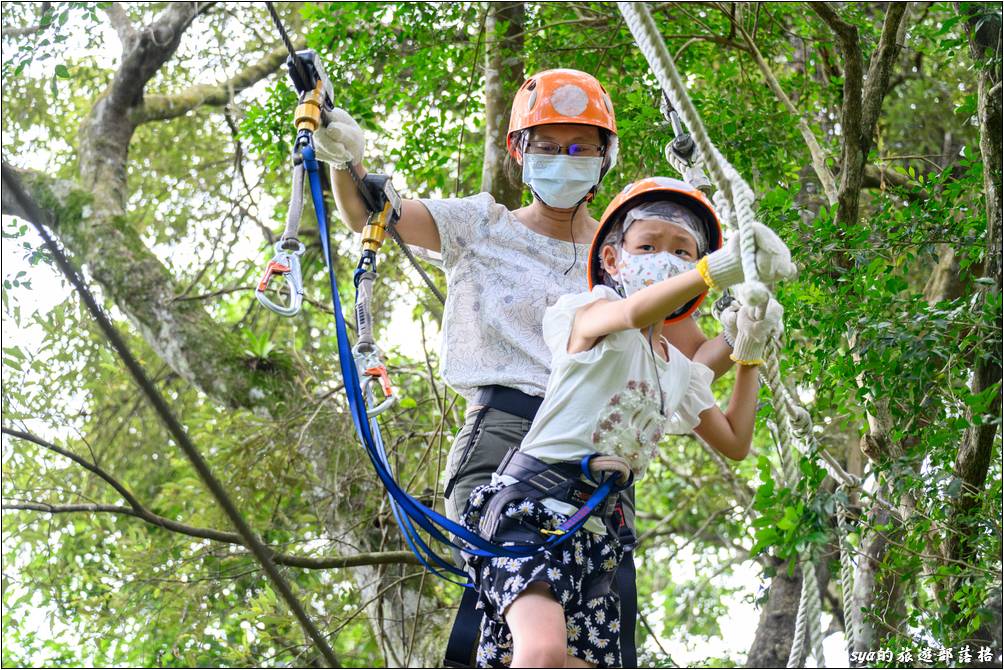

{"left": 255, "top": 239, "right": 305, "bottom": 317}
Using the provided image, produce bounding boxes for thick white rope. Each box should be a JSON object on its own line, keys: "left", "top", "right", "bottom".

{"left": 837, "top": 489, "right": 859, "bottom": 660}
{"left": 788, "top": 577, "right": 811, "bottom": 667}
{"left": 618, "top": 2, "right": 866, "bottom": 662}
{"left": 629, "top": 40, "right": 769, "bottom": 308}
{"left": 775, "top": 418, "right": 827, "bottom": 668}
{"left": 807, "top": 563, "right": 826, "bottom": 665}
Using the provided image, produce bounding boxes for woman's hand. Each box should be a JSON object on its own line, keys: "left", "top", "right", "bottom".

{"left": 314, "top": 107, "right": 365, "bottom": 168}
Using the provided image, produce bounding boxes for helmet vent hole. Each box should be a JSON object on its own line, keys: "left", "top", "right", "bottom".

{"left": 527, "top": 90, "right": 537, "bottom": 111}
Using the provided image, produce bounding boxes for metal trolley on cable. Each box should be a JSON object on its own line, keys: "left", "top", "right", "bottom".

{"left": 253, "top": 49, "right": 631, "bottom": 586}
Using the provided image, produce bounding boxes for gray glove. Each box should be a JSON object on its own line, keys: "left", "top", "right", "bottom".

{"left": 698, "top": 223, "right": 797, "bottom": 289}
{"left": 313, "top": 107, "right": 365, "bottom": 168}
{"left": 731, "top": 297, "right": 784, "bottom": 366}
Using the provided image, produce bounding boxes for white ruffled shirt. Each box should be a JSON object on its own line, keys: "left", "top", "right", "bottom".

{"left": 506, "top": 285, "right": 717, "bottom": 530}
{"left": 521, "top": 284, "right": 716, "bottom": 474}
{"left": 417, "top": 193, "right": 590, "bottom": 402}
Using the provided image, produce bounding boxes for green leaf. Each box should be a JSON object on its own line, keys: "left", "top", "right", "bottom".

{"left": 54, "top": 64, "right": 70, "bottom": 78}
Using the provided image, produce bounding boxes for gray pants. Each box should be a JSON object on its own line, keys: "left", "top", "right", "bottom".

{"left": 442, "top": 405, "right": 636, "bottom": 545}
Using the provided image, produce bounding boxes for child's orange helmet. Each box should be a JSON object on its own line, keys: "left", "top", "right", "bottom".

{"left": 588, "top": 177, "right": 723, "bottom": 323}
{"left": 507, "top": 69, "right": 618, "bottom": 172}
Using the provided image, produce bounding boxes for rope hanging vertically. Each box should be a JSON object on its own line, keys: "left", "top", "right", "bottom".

{"left": 0, "top": 166, "right": 341, "bottom": 669}
{"left": 616, "top": 2, "right": 868, "bottom": 664}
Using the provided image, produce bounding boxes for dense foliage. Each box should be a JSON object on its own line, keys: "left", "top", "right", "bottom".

{"left": 2, "top": 2, "right": 1000, "bottom": 667}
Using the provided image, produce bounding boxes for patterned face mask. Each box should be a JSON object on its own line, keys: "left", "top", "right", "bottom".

{"left": 614, "top": 248, "right": 696, "bottom": 297}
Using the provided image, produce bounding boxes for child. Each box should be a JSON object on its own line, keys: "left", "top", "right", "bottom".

{"left": 462, "top": 177, "right": 794, "bottom": 668}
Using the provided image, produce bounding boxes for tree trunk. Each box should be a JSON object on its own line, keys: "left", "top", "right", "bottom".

{"left": 481, "top": 1, "right": 524, "bottom": 209}
{"left": 942, "top": 2, "right": 1003, "bottom": 625}
{"left": 746, "top": 559, "right": 804, "bottom": 668}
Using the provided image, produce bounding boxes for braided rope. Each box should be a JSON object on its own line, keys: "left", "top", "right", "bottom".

{"left": 618, "top": 4, "right": 858, "bottom": 665}
{"left": 806, "top": 564, "right": 826, "bottom": 665}
{"left": 772, "top": 414, "right": 814, "bottom": 669}
{"left": 620, "top": 3, "right": 770, "bottom": 310}
{"left": 788, "top": 575, "right": 811, "bottom": 667}
{"left": 837, "top": 493, "right": 859, "bottom": 659}
{"left": 265, "top": 2, "right": 309, "bottom": 86}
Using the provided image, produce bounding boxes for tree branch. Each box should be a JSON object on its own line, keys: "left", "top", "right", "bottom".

{"left": 2, "top": 161, "right": 264, "bottom": 410}
{"left": 3, "top": 427, "right": 145, "bottom": 511}
{"left": 2, "top": 427, "right": 422, "bottom": 570}
{"left": 5, "top": 502, "right": 135, "bottom": 515}
{"left": 3, "top": 23, "right": 45, "bottom": 38}
{"left": 860, "top": 2, "right": 910, "bottom": 144}
{"left": 2, "top": 2, "right": 53, "bottom": 38}
{"left": 134, "top": 41, "right": 300, "bottom": 124}
{"left": 943, "top": 0, "right": 1003, "bottom": 611}
{"left": 809, "top": 2, "right": 864, "bottom": 150}
{"left": 0, "top": 163, "right": 84, "bottom": 226}
{"left": 104, "top": 2, "right": 137, "bottom": 49}
{"left": 3, "top": 501, "right": 420, "bottom": 569}
{"left": 862, "top": 163, "right": 925, "bottom": 199}
{"left": 731, "top": 16, "right": 838, "bottom": 205}
{"left": 106, "top": 3, "right": 205, "bottom": 112}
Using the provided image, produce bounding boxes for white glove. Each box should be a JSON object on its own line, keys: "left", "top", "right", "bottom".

{"left": 313, "top": 107, "right": 365, "bottom": 168}
{"left": 697, "top": 223, "right": 797, "bottom": 289}
{"left": 731, "top": 297, "right": 784, "bottom": 366}
{"left": 717, "top": 299, "right": 740, "bottom": 349}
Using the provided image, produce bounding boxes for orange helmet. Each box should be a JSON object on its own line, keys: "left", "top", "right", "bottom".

{"left": 588, "top": 177, "right": 723, "bottom": 323}
{"left": 507, "top": 69, "right": 618, "bottom": 172}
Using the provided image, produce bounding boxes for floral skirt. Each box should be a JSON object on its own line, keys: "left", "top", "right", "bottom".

{"left": 462, "top": 481, "right": 623, "bottom": 668}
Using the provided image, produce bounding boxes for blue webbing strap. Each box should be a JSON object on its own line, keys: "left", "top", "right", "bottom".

{"left": 301, "top": 144, "right": 621, "bottom": 575}
{"left": 366, "top": 374, "right": 470, "bottom": 583}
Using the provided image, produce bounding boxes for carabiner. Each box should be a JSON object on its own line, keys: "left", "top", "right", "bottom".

{"left": 354, "top": 346, "right": 397, "bottom": 417}
{"left": 255, "top": 239, "right": 305, "bottom": 317}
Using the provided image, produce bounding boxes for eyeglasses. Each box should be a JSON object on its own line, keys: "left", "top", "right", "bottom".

{"left": 524, "top": 140, "right": 605, "bottom": 157}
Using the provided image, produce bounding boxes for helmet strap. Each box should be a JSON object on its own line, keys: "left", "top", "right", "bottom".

{"left": 562, "top": 201, "right": 585, "bottom": 275}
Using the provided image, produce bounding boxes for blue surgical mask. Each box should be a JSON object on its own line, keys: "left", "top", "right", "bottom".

{"left": 521, "top": 154, "right": 603, "bottom": 209}
{"left": 615, "top": 248, "right": 695, "bottom": 297}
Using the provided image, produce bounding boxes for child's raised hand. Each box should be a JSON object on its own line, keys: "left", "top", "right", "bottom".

{"left": 730, "top": 297, "right": 784, "bottom": 366}
{"left": 697, "top": 224, "right": 797, "bottom": 289}
{"left": 717, "top": 299, "right": 740, "bottom": 348}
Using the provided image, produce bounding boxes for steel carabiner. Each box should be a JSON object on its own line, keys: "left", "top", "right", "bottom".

{"left": 255, "top": 239, "right": 306, "bottom": 317}
{"left": 353, "top": 345, "right": 397, "bottom": 418}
